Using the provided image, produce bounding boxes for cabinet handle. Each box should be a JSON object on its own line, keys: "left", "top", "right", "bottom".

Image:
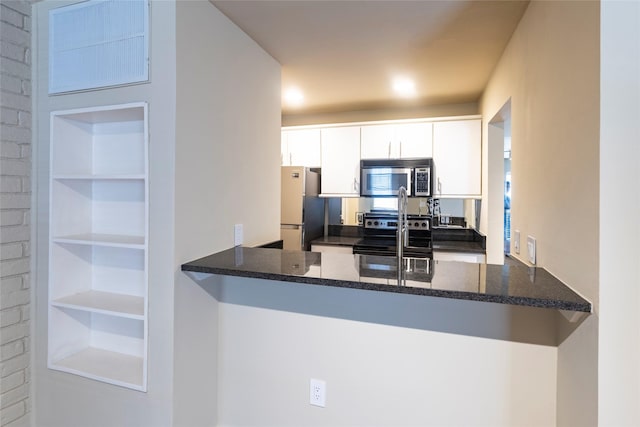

{"left": 388, "top": 142, "right": 391, "bottom": 158}
{"left": 289, "top": 153, "right": 292, "bottom": 165}
{"left": 437, "top": 178, "right": 442, "bottom": 195}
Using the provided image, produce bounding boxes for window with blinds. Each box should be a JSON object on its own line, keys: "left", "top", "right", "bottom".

{"left": 49, "top": 0, "right": 149, "bottom": 94}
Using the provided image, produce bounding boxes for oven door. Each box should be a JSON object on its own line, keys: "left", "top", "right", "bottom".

{"left": 361, "top": 167, "right": 412, "bottom": 197}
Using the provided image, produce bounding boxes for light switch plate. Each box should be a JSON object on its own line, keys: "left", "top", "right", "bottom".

{"left": 514, "top": 230, "right": 520, "bottom": 254}
{"left": 527, "top": 235, "right": 536, "bottom": 265}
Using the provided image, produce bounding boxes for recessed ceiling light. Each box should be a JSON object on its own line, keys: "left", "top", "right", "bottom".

{"left": 392, "top": 77, "right": 416, "bottom": 98}
{"left": 284, "top": 87, "right": 304, "bottom": 106}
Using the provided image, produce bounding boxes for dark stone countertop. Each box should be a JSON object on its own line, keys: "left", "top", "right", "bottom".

{"left": 181, "top": 246, "right": 591, "bottom": 313}
{"left": 311, "top": 235, "right": 362, "bottom": 247}
{"left": 311, "top": 226, "right": 487, "bottom": 254}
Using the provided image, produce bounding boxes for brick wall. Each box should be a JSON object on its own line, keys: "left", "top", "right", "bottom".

{"left": 0, "top": 1, "right": 32, "bottom": 426}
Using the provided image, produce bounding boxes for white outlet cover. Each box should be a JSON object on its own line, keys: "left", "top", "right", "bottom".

{"left": 310, "top": 378, "right": 326, "bottom": 407}
{"left": 234, "top": 224, "right": 243, "bottom": 246}
{"left": 514, "top": 230, "right": 520, "bottom": 254}
{"left": 527, "top": 236, "right": 536, "bottom": 265}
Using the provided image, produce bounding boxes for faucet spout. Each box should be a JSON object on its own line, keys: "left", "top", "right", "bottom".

{"left": 397, "top": 186, "right": 408, "bottom": 284}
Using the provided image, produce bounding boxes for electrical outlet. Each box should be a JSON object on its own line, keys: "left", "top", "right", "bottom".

{"left": 309, "top": 378, "right": 326, "bottom": 407}
{"left": 527, "top": 235, "right": 536, "bottom": 265}
{"left": 234, "top": 224, "right": 243, "bottom": 246}
{"left": 514, "top": 230, "right": 520, "bottom": 254}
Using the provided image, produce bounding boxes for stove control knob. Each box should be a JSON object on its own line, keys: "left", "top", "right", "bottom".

{"left": 422, "top": 222, "right": 427, "bottom": 228}
{"left": 414, "top": 222, "right": 419, "bottom": 227}
{"left": 374, "top": 221, "right": 379, "bottom": 226}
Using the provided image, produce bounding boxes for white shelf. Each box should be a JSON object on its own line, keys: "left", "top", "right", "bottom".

{"left": 53, "top": 233, "right": 145, "bottom": 249}
{"left": 49, "top": 102, "right": 148, "bottom": 392}
{"left": 51, "top": 290, "right": 144, "bottom": 319}
{"left": 50, "top": 347, "right": 145, "bottom": 391}
{"left": 53, "top": 174, "right": 146, "bottom": 181}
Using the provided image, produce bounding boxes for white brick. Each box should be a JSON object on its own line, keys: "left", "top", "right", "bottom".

{"left": 0, "top": 177, "right": 22, "bottom": 193}
{"left": 0, "top": 21, "right": 28, "bottom": 46}
{"left": 0, "top": 242, "right": 23, "bottom": 259}
{"left": 0, "top": 352, "right": 27, "bottom": 376}
{"left": 22, "top": 15, "right": 30, "bottom": 32}
{"left": 2, "top": 1, "right": 31, "bottom": 17}
{"left": 0, "top": 322, "right": 29, "bottom": 346}
{"left": 0, "top": 125, "right": 30, "bottom": 143}
{"left": 0, "top": 194, "right": 30, "bottom": 210}
{"left": 0, "top": 288, "right": 29, "bottom": 309}
{"left": 0, "top": 257, "right": 30, "bottom": 276}
{"left": 0, "top": 5, "right": 24, "bottom": 29}
{"left": 0, "top": 401, "right": 25, "bottom": 426}
{"left": 0, "top": 108, "right": 19, "bottom": 125}
{"left": 0, "top": 159, "right": 30, "bottom": 177}
{"left": 0, "top": 384, "right": 28, "bottom": 410}
{"left": 0, "top": 370, "right": 24, "bottom": 393}
{"left": 0, "top": 142, "right": 21, "bottom": 159}
{"left": 19, "top": 305, "right": 28, "bottom": 321}
{"left": 0, "top": 308, "right": 21, "bottom": 327}
{"left": 0, "top": 90, "right": 29, "bottom": 111}
{"left": 0, "top": 275, "right": 20, "bottom": 291}
{"left": 0, "top": 210, "right": 24, "bottom": 226}
{"left": 19, "top": 144, "right": 30, "bottom": 160}
{"left": 0, "top": 340, "right": 24, "bottom": 362}
{"left": 0, "top": 159, "right": 29, "bottom": 176}
{"left": 17, "top": 111, "right": 29, "bottom": 126}
{"left": 0, "top": 71, "right": 23, "bottom": 92}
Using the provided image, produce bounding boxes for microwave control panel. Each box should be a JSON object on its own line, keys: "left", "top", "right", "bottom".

{"left": 414, "top": 167, "right": 431, "bottom": 196}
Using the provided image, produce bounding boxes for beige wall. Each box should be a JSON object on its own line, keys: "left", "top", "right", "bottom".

{"left": 173, "top": 1, "right": 281, "bottom": 425}
{"left": 480, "top": 1, "right": 600, "bottom": 424}
{"left": 215, "top": 276, "right": 559, "bottom": 426}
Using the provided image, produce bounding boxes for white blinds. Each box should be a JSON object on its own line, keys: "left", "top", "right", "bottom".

{"left": 49, "top": 0, "right": 149, "bottom": 94}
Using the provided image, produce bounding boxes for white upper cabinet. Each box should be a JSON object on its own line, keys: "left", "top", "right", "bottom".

{"left": 320, "top": 126, "right": 361, "bottom": 196}
{"left": 432, "top": 119, "right": 482, "bottom": 198}
{"left": 360, "top": 122, "right": 432, "bottom": 159}
{"left": 281, "top": 128, "right": 321, "bottom": 167}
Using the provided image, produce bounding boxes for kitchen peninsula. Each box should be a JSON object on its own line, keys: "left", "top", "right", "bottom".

{"left": 181, "top": 246, "right": 591, "bottom": 313}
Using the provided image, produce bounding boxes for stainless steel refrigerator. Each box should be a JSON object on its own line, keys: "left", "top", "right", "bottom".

{"left": 280, "top": 166, "right": 325, "bottom": 251}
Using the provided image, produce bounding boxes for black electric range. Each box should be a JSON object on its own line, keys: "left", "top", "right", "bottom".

{"left": 353, "top": 213, "right": 433, "bottom": 258}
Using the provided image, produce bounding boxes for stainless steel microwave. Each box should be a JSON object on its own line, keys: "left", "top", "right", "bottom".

{"left": 360, "top": 158, "right": 433, "bottom": 197}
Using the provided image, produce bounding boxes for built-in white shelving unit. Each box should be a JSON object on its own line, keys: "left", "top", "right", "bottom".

{"left": 48, "top": 102, "right": 148, "bottom": 391}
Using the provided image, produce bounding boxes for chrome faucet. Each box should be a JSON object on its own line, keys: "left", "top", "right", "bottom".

{"left": 397, "top": 186, "right": 408, "bottom": 284}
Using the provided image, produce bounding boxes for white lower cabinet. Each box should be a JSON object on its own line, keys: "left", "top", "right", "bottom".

{"left": 320, "top": 126, "right": 361, "bottom": 196}
{"left": 433, "top": 119, "right": 482, "bottom": 197}
{"left": 48, "top": 103, "right": 148, "bottom": 391}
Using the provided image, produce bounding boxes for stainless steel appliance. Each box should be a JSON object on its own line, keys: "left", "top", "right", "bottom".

{"left": 353, "top": 213, "right": 433, "bottom": 258}
{"left": 280, "top": 166, "right": 325, "bottom": 251}
{"left": 360, "top": 158, "right": 433, "bottom": 197}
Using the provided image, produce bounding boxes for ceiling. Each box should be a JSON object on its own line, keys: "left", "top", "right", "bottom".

{"left": 211, "top": 0, "right": 530, "bottom": 116}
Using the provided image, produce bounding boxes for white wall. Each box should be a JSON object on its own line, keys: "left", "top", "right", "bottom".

{"left": 32, "top": 1, "right": 177, "bottom": 425}
{"left": 215, "top": 276, "right": 558, "bottom": 427}
{"left": 599, "top": 1, "right": 640, "bottom": 425}
{"left": 172, "top": 1, "right": 281, "bottom": 426}
{"left": 479, "top": 1, "right": 600, "bottom": 424}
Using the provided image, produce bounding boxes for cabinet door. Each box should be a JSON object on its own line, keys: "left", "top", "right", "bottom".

{"left": 433, "top": 119, "right": 481, "bottom": 197}
{"left": 397, "top": 122, "right": 433, "bottom": 158}
{"left": 320, "top": 127, "right": 361, "bottom": 195}
{"left": 281, "top": 129, "right": 321, "bottom": 167}
{"left": 360, "top": 124, "right": 397, "bottom": 159}
{"left": 287, "top": 129, "right": 321, "bottom": 167}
